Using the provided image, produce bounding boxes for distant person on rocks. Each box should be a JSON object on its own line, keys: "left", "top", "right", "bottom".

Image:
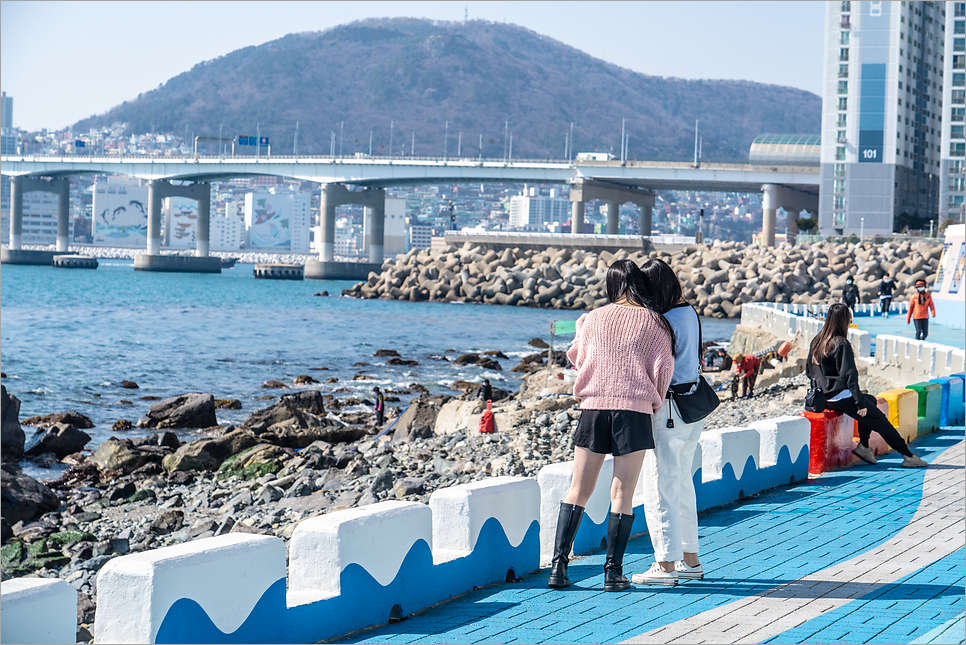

{"left": 631, "top": 258, "right": 708, "bottom": 586}
{"left": 878, "top": 276, "right": 896, "bottom": 318}
{"left": 373, "top": 386, "right": 385, "bottom": 426}
{"left": 906, "top": 279, "right": 936, "bottom": 340}
{"left": 548, "top": 259, "right": 675, "bottom": 593}
{"left": 733, "top": 353, "right": 760, "bottom": 399}
{"left": 843, "top": 276, "right": 860, "bottom": 312}
{"left": 807, "top": 303, "right": 927, "bottom": 468}
{"left": 477, "top": 378, "right": 493, "bottom": 402}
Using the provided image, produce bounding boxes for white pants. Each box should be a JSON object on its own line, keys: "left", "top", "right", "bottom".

{"left": 642, "top": 398, "right": 703, "bottom": 562}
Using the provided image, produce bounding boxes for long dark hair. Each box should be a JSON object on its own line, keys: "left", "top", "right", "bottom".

{"left": 809, "top": 303, "right": 851, "bottom": 364}
{"left": 639, "top": 258, "right": 683, "bottom": 314}
{"left": 605, "top": 259, "right": 676, "bottom": 357}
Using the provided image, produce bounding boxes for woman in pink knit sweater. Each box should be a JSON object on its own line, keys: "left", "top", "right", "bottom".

{"left": 548, "top": 259, "right": 675, "bottom": 592}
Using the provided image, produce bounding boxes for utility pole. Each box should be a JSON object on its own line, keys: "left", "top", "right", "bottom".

{"left": 294, "top": 121, "right": 299, "bottom": 155}
{"left": 389, "top": 120, "right": 393, "bottom": 159}
{"left": 693, "top": 120, "right": 700, "bottom": 167}
{"left": 504, "top": 121, "right": 509, "bottom": 162}
{"left": 257, "top": 122, "right": 260, "bottom": 159}
{"left": 621, "top": 118, "right": 626, "bottom": 162}
{"left": 569, "top": 122, "right": 574, "bottom": 162}
{"left": 411, "top": 131, "right": 415, "bottom": 156}
{"left": 458, "top": 132, "right": 462, "bottom": 157}
{"left": 339, "top": 121, "right": 344, "bottom": 156}
{"left": 509, "top": 132, "right": 513, "bottom": 163}
{"left": 444, "top": 121, "right": 449, "bottom": 161}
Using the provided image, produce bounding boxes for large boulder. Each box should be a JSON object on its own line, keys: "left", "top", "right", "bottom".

{"left": 137, "top": 393, "right": 217, "bottom": 429}
{"left": 161, "top": 428, "right": 260, "bottom": 473}
{"left": 21, "top": 410, "right": 94, "bottom": 429}
{"left": 1, "top": 386, "right": 25, "bottom": 462}
{"left": 1, "top": 463, "right": 60, "bottom": 525}
{"left": 243, "top": 390, "right": 326, "bottom": 434}
{"left": 90, "top": 439, "right": 171, "bottom": 475}
{"left": 392, "top": 394, "right": 451, "bottom": 442}
{"left": 24, "top": 423, "right": 92, "bottom": 459}
{"left": 241, "top": 390, "right": 355, "bottom": 448}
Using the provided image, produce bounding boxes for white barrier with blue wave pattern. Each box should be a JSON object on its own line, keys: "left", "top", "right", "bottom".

{"left": 5, "top": 413, "right": 815, "bottom": 644}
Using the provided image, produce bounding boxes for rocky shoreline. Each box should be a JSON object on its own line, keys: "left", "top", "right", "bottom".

{"left": 1, "top": 325, "right": 819, "bottom": 644}
{"left": 344, "top": 239, "right": 943, "bottom": 317}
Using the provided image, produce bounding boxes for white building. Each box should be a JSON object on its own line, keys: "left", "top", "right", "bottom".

{"left": 15, "top": 190, "right": 73, "bottom": 245}
{"left": 508, "top": 195, "right": 571, "bottom": 229}
{"left": 408, "top": 217, "right": 433, "bottom": 250}
{"left": 819, "top": 0, "right": 949, "bottom": 236}
{"left": 210, "top": 215, "right": 245, "bottom": 250}
{"left": 382, "top": 196, "right": 407, "bottom": 256}
{"left": 244, "top": 189, "right": 310, "bottom": 252}
{"left": 92, "top": 177, "right": 149, "bottom": 246}
{"left": 939, "top": 1, "right": 966, "bottom": 225}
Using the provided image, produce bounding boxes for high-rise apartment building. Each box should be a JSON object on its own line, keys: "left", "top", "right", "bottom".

{"left": 939, "top": 2, "right": 966, "bottom": 224}
{"left": 819, "top": 1, "right": 951, "bottom": 236}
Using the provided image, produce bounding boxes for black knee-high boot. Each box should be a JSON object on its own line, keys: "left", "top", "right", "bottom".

{"left": 603, "top": 512, "right": 634, "bottom": 592}
{"left": 548, "top": 502, "right": 584, "bottom": 589}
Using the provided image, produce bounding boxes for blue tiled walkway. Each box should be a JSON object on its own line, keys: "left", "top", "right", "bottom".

{"left": 340, "top": 428, "right": 965, "bottom": 645}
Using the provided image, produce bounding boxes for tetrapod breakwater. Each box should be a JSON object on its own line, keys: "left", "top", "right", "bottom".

{"left": 344, "top": 239, "right": 944, "bottom": 318}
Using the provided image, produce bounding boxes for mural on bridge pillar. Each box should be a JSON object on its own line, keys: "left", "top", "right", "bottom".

{"left": 164, "top": 197, "right": 199, "bottom": 248}
{"left": 245, "top": 193, "right": 293, "bottom": 249}
{"left": 92, "top": 183, "right": 149, "bottom": 245}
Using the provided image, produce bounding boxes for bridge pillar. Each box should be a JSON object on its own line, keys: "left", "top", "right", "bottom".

{"left": 9, "top": 176, "right": 23, "bottom": 250}
{"left": 761, "top": 184, "right": 779, "bottom": 247}
{"left": 638, "top": 202, "right": 652, "bottom": 237}
{"left": 319, "top": 184, "right": 339, "bottom": 262}
{"left": 55, "top": 178, "right": 70, "bottom": 252}
{"left": 195, "top": 182, "right": 211, "bottom": 257}
{"left": 571, "top": 201, "right": 585, "bottom": 235}
{"left": 366, "top": 193, "right": 385, "bottom": 264}
{"left": 147, "top": 180, "right": 164, "bottom": 255}
{"left": 605, "top": 200, "right": 619, "bottom": 235}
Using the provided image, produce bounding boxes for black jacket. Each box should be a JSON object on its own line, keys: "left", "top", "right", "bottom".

{"left": 878, "top": 280, "right": 895, "bottom": 297}
{"left": 843, "top": 284, "right": 860, "bottom": 305}
{"left": 806, "top": 336, "right": 863, "bottom": 407}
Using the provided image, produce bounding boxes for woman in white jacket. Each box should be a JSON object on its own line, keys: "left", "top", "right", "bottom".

{"left": 631, "top": 258, "right": 706, "bottom": 585}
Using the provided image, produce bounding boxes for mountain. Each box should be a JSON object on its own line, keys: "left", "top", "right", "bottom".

{"left": 73, "top": 18, "right": 821, "bottom": 162}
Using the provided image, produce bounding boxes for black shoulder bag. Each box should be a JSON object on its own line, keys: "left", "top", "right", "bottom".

{"left": 667, "top": 307, "right": 720, "bottom": 426}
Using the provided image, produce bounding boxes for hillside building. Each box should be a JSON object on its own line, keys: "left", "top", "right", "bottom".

{"left": 508, "top": 194, "right": 570, "bottom": 229}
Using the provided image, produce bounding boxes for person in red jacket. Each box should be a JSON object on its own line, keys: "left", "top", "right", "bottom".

{"left": 733, "top": 353, "right": 761, "bottom": 399}
{"left": 906, "top": 279, "right": 936, "bottom": 340}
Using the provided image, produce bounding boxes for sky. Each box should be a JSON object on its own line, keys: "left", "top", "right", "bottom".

{"left": 0, "top": 1, "right": 826, "bottom": 132}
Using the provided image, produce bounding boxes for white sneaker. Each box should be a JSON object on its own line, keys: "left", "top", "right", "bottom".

{"left": 675, "top": 561, "right": 704, "bottom": 579}
{"left": 631, "top": 562, "right": 679, "bottom": 586}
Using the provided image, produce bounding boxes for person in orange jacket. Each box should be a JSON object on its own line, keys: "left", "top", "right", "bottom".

{"left": 906, "top": 279, "right": 936, "bottom": 340}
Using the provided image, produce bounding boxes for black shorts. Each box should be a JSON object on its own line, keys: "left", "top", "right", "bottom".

{"left": 573, "top": 409, "right": 654, "bottom": 456}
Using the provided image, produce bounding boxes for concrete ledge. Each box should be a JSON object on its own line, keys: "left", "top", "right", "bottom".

{"left": 749, "top": 416, "right": 810, "bottom": 489}
{"left": 133, "top": 254, "right": 221, "bottom": 273}
{"left": 254, "top": 263, "right": 304, "bottom": 280}
{"left": 944, "top": 376, "right": 965, "bottom": 425}
{"left": 697, "top": 427, "right": 761, "bottom": 509}
{"left": 304, "top": 260, "right": 382, "bottom": 280}
{"left": 94, "top": 533, "right": 285, "bottom": 643}
{"left": 288, "top": 501, "right": 431, "bottom": 603}
{"left": 907, "top": 381, "right": 942, "bottom": 437}
{"left": 0, "top": 578, "right": 77, "bottom": 644}
{"left": 879, "top": 388, "right": 920, "bottom": 443}
{"left": 0, "top": 249, "right": 70, "bottom": 265}
{"left": 52, "top": 254, "right": 98, "bottom": 269}
{"left": 430, "top": 476, "right": 540, "bottom": 561}
{"left": 802, "top": 411, "right": 856, "bottom": 476}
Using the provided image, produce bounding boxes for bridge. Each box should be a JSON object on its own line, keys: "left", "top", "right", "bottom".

{"left": 0, "top": 154, "right": 819, "bottom": 275}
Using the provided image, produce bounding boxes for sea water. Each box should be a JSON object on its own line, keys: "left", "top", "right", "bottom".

{"left": 1, "top": 260, "right": 738, "bottom": 471}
